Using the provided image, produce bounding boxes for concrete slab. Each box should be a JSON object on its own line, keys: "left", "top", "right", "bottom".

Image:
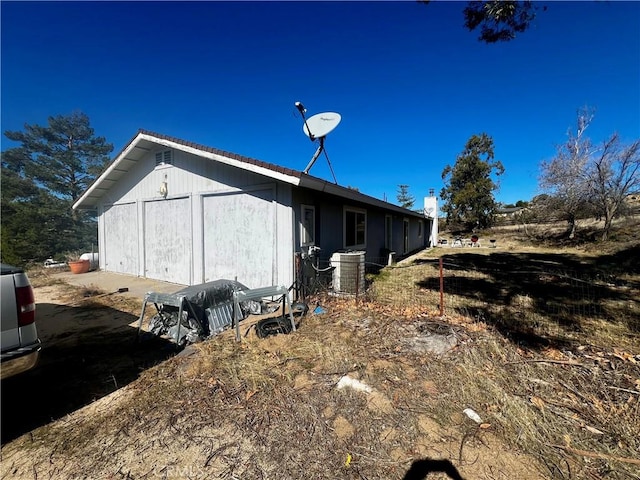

{"left": 53, "top": 270, "right": 186, "bottom": 300}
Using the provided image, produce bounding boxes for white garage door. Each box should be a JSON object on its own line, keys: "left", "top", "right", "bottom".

{"left": 103, "top": 203, "right": 138, "bottom": 275}
{"left": 203, "top": 188, "right": 274, "bottom": 288}
{"left": 144, "top": 198, "right": 192, "bottom": 285}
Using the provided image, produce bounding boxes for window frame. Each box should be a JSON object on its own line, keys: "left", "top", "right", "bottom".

{"left": 300, "top": 204, "right": 316, "bottom": 247}
{"left": 343, "top": 206, "right": 367, "bottom": 250}
{"left": 403, "top": 218, "right": 410, "bottom": 254}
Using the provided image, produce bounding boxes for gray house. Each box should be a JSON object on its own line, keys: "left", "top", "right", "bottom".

{"left": 73, "top": 130, "right": 431, "bottom": 288}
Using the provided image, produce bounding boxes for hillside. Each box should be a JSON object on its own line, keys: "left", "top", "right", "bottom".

{"left": 1, "top": 217, "right": 638, "bottom": 480}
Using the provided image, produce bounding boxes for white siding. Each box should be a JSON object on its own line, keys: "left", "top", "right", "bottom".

{"left": 202, "top": 187, "right": 274, "bottom": 289}
{"left": 143, "top": 197, "right": 192, "bottom": 285}
{"left": 102, "top": 149, "right": 275, "bottom": 205}
{"left": 103, "top": 203, "right": 138, "bottom": 275}
{"left": 97, "top": 147, "right": 295, "bottom": 287}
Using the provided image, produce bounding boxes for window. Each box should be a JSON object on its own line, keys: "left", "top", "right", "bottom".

{"left": 385, "top": 215, "right": 393, "bottom": 250}
{"left": 344, "top": 207, "right": 366, "bottom": 249}
{"left": 418, "top": 220, "right": 423, "bottom": 238}
{"left": 301, "top": 205, "right": 315, "bottom": 246}
{"left": 155, "top": 150, "right": 173, "bottom": 167}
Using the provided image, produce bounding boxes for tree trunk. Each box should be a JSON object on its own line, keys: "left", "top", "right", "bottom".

{"left": 601, "top": 223, "right": 610, "bottom": 241}
{"left": 567, "top": 216, "right": 576, "bottom": 239}
{"left": 601, "top": 211, "right": 614, "bottom": 241}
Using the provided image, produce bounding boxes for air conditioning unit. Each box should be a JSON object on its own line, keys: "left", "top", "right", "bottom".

{"left": 330, "top": 251, "right": 366, "bottom": 295}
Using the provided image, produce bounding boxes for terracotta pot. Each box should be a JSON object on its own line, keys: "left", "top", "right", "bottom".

{"left": 68, "top": 259, "right": 90, "bottom": 274}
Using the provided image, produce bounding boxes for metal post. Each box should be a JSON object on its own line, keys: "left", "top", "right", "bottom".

{"left": 439, "top": 257, "right": 444, "bottom": 317}
{"left": 136, "top": 297, "right": 148, "bottom": 339}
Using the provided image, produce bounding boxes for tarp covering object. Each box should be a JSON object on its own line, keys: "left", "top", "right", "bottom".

{"left": 148, "top": 279, "right": 265, "bottom": 344}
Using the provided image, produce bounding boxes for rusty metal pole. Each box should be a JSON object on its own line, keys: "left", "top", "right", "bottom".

{"left": 355, "top": 262, "right": 360, "bottom": 300}
{"left": 439, "top": 257, "right": 444, "bottom": 316}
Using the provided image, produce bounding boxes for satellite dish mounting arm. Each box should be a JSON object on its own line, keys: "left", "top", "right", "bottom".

{"left": 303, "top": 119, "right": 316, "bottom": 142}
{"left": 296, "top": 102, "right": 315, "bottom": 141}
{"left": 303, "top": 137, "right": 324, "bottom": 174}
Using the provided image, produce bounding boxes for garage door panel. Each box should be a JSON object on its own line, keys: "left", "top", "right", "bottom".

{"left": 103, "top": 203, "right": 138, "bottom": 275}
{"left": 203, "top": 194, "right": 236, "bottom": 281}
{"left": 203, "top": 189, "right": 274, "bottom": 288}
{"left": 144, "top": 198, "right": 191, "bottom": 285}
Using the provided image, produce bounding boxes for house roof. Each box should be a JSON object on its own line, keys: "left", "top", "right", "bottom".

{"left": 73, "top": 129, "right": 424, "bottom": 218}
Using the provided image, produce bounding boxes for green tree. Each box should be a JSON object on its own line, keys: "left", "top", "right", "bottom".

{"left": 440, "top": 133, "right": 504, "bottom": 231}
{"left": 420, "top": 1, "right": 539, "bottom": 43}
{"left": 1, "top": 148, "right": 76, "bottom": 264}
{"left": 1, "top": 112, "right": 112, "bottom": 265}
{"left": 5, "top": 112, "right": 112, "bottom": 204}
{"left": 463, "top": 1, "right": 538, "bottom": 43}
{"left": 396, "top": 184, "right": 415, "bottom": 209}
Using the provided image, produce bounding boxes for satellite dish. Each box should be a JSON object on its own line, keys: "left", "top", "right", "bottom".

{"left": 294, "top": 102, "right": 341, "bottom": 182}
{"left": 303, "top": 112, "right": 341, "bottom": 140}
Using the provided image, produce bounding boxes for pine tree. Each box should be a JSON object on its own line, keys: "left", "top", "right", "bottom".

{"left": 397, "top": 184, "right": 415, "bottom": 209}
{"left": 1, "top": 112, "right": 112, "bottom": 264}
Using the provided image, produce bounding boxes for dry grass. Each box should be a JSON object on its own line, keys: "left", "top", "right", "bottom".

{"left": 365, "top": 217, "right": 640, "bottom": 479}
{"left": 2, "top": 219, "right": 639, "bottom": 479}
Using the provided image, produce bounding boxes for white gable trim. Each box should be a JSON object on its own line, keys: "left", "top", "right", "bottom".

{"left": 73, "top": 132, "right": 301, "bottom": 210}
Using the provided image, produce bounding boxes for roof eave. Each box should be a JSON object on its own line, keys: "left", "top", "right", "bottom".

{"left": 298, "top": 174, "right": 424, "bottom": 218}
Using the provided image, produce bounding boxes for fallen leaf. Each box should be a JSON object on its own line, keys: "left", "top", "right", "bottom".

{"left": 479, "top": 423, "right": 491, "bottom": 429}
{"left": 543, "top": 348, "right": 565, "bottom": 360}
{"left": 584, "top": 425, "right": 604, "bottom": 435}
{"left": 612, "top": 350, "right": 635, "bottom": 363}
{"left": 530, "top": 396, "right": 545, "bottom": 411}
{"left": 246, "top": 390, "right": 258, "bottom": 401}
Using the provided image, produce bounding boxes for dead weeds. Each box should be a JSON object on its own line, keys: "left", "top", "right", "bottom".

{"left": 2, "top": 226, "right": 639, "bottom": 479}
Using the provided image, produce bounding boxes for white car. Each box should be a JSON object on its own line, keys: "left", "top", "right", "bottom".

{"left": 1, "top": 264, "right": 41, "bottom": 379}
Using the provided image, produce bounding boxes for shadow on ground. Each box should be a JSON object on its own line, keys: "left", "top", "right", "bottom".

{"left": 414, "top": 245, "right": 640, "bottom": 348}
{"left": 1, "top": 302, "right": 176, "bottom": 444}
{"left": 402, "top": 458, "right": 465, "bottom": 480}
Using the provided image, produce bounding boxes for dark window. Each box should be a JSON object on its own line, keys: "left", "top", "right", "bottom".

{"left": 301, "top": 205, "right": 315, "bottom": 246}
{"left": 345, "top": 209, "right": 366, "bottom": 249}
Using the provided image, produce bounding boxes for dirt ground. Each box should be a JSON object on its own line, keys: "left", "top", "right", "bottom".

{"left": 0, "top": 278, "right": 545, "bottom": 480}
{"left": 0, "top": 284, "right": 166, "bottom": 440}
{"left": 1, "top": 219, "right": 637, "bottom": 480}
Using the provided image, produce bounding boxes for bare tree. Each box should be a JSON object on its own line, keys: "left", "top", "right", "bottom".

{"left": 539, "top": 107, "right": 595, "bottom": 239}
{"left": 587, "top": 134, "right": 640, "bottom": 240}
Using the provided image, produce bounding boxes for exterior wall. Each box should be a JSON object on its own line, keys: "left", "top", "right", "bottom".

{"left": 291, "top": 188, "right": 428, "bottom": 264}
{"left": 97, "top": 148, "right": 294, "bottom": 288}
{"left": 95, "top": 141, "right": 429, "bottom": 288}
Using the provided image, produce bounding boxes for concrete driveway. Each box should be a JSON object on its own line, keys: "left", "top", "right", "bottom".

{"left": 53, "top": 270, "right": 187, "bottom": 299}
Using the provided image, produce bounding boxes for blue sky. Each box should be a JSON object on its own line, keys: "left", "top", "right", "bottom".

{"left": 2, "top": 1, "right": 639, "bottom": 207}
